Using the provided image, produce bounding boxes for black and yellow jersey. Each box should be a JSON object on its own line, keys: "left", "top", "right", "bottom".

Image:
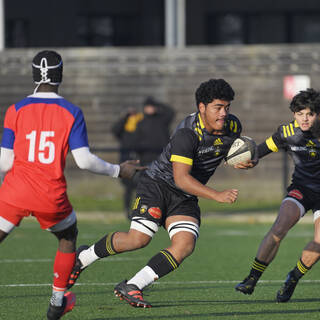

{"left": 258, "top": 119, "right": 320, "bottom": 191}
{"left": 147, "top": 112, "right": 242, "bottom": 196}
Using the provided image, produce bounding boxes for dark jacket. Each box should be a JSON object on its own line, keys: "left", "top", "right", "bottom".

{"left": 135, "top": 102, "right": 175, "bottom": 165}
{"left": 112, "top": 112, "right": 143, "bottom": 162}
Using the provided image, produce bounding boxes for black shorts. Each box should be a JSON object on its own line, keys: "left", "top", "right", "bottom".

{"left": 286, "top": 183, "right": 320, "bottom": 213}
{"left": 131, "top": 172, "right": 201, "bottom": 227}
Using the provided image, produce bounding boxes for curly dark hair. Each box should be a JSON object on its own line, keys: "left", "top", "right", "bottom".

{"left": 290, "top": 88, "right": 320, "bottom": 114}
{"left": 195, "top": 79, "right": 235, "bottom": 108}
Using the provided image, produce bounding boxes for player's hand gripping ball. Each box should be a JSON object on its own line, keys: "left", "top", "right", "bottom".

{"left": 226, "top": 136, "right": 256, "bottom": 166}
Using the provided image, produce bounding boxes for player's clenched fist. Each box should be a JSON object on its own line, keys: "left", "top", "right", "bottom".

{"left": 215, "top": 189, "right": 238, "bottom": 203}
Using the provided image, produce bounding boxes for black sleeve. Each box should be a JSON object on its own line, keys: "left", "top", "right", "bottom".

{"left": 257, "top": 142, "right": 273, "bottom": 158}
{"left": 258, "top": 128, "right": 285, "bottom": 159}
{"left": 170, "top": 128, "right": 198, "bottom": 164}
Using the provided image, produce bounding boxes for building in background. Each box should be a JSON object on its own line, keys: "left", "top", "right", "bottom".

{"left": 4, "top": 0, "right": 320, "bottom": 48}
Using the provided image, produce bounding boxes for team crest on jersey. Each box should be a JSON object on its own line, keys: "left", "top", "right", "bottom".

{"left": 148, "top": 207, "right": 162, "bottom": 219}
{"left": 306, "top": 140, "right": 318, "bottom": 160}
{"left": 288, "top": 189, "right": 303, "bottom": 200}
{"left": 213, "top": 138, "right": 223, "bottom": 156}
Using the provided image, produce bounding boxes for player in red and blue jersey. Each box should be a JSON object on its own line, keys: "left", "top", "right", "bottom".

{"left": 0, "top": 50, "right": 143, "bottom": 320}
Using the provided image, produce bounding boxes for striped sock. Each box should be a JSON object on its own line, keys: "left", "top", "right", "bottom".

{"left": 147, "top": 249, "right": 180, "bottom": 278}
{"left": 292, "top": 259, "right": 311, "bottom": 279}
{"left": 249, "top": 258, "right": 268, "bottom": 279}
{"left": 94, "top": 232, "right": 117, "bottom": 258}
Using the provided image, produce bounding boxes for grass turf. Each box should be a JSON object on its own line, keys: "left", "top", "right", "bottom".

{"left": 1, "top": 216, "right": 320, "bottom": 319}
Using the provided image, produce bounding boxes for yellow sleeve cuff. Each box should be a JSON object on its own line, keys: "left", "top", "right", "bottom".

{"left": 170, "top": 155, "right": 193, "bottom": 165}
{"left": 266, "top": 137, "right": 278, "bottom": 152}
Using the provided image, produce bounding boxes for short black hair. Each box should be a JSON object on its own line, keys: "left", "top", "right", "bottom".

{"left": 32, "top": 50, "right": 63, "bottom": 85}
{"left": 290, "top": 88, "right": 320, "bottom": 114}
{"left": 143, "top": 96, "right": 157, "bottom": 106}
{"left": 195, "top": 79, "right": 235, "bottom": 108}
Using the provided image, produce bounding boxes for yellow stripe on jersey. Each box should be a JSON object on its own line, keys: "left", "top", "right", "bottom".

{"left": 170, "top": 155, "right": 193, "bottom": 165}
{"left": 266, "top": 137, "right": 278, "bottom": 152}
{"left": 294, "top": 119, "right": 299, "bottom": 127}
{"left": 195, "top": 127, "right": 203, "bottom": 136}
{"left": 198, "top": 113, "right": 205, "bottom": 129}
{"left": 233, "top": 120, "right": 238, "bottom": 133}
{"left": 286, "top": 125, "right": 291, "bottom": 137}
{"left": 282, "top": 124, "right": 295, "bottom": 137}
{"left": 289, "top": 123, "right": 294, "bottom": 135}
{"left": 282, "top": 126, "right": 287, "bottom": 138}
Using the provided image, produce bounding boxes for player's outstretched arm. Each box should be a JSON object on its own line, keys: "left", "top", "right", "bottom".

{"left": 71, "top": 147, "right": 146, "bottom": 179}
{"left": 172, "top": 161, "right": 238, "bottom": 203}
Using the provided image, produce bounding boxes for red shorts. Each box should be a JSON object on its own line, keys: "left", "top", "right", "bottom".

{"left": 0, "top": 199, "right": 73, "bottom": 229}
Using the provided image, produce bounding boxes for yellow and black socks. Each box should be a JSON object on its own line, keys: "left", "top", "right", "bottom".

{"left": 147, "top": 249, "right": 180, "bottom": 278}
{"left": 128, "top": 249, "right": 180, "bottom": 290}
{"left": 249, "top": 257, "right": 268, "bottom": 280}
{"left": 94, "top": 232, "right": 117, "bottom": 258}
{"left": 291, "top": 258, "right": 311, "bottom": 280}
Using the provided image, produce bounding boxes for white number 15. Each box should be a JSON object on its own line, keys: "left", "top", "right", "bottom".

{"left": 26, "top": 130, "right": 55, "bottom": 164}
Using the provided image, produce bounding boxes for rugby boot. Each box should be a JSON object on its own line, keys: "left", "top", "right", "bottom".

{"left": 276, "top": 271, "right": 298, "bottom": 302}
{"left": 235, "top": 275, "right": 258, "bottom": 295}
{"left": 47, "top": 291, "right": 76, "bottom": 320}
{"left": 114, "top": 280, "right": 152, "bottom": 308}
{"left": 67, "top": 245, "right": 89, "bottom": 289}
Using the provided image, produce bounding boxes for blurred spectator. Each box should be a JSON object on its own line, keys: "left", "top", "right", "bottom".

{"left": 135, "top": 97, "right": 175, "bottom": 166}
{"left": 112, "top": 98, "right": 175, "bottom": 218}
{"left": 112, "top": 108, "right": 143, "bottom": 218}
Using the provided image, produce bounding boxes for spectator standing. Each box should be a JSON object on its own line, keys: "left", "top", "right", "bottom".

{"left": 112, "top": 108, "right": 143, "bottom": 218}
{"left": 135, "top": 97, "right": 175, "bottom": 166}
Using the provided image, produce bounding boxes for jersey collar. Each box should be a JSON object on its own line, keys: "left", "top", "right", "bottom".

{"left": 27, "top": 92, "right": 63, "bottom": 99}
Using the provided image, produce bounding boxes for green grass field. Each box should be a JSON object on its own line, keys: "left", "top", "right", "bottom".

{"left": 1, "top": 214, "right": 320, "bottom": 320}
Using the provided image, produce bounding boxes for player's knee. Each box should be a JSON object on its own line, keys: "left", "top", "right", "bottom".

{"left": 127, "top": 230, "right": 151, "bottom": 249}
{"left": 270, "top": 225, "right": 288, "bottom": 240}
{"left": 169, "top": 240, "right": 195, "bottom": 263}
{"left": 180, "top": 241, "right": 195, "bottom": 258}
{"left": 54, "top": 223, "right": 78, "bottom": 242}
{"left": 306, "top": 240, "right": 320, "bottom": 253}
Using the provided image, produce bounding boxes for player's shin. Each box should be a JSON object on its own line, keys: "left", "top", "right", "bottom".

{"left": 51, "top": 250, "right": 76, "bottom": 306}
{"left": 128, "top": 249, "right": 180, "bottom": 289}
{"left": 79, "top": 232, "right": 118, "bottom": 268}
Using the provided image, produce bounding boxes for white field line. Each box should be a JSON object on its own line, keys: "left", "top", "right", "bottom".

{"left": 2, "top": 279, "right": 320, "bottom": 288}
{"left": 0, "top": 257, "right": 144, "bottom": 263}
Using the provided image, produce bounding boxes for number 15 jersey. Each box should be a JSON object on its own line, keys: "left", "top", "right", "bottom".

{"left": 0, "top": 92, "right": 89, "bottom": 213}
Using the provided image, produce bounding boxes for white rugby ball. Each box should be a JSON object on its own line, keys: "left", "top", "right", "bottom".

{"left": 226, "top": 136, "right": 256, "bottom": 166}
